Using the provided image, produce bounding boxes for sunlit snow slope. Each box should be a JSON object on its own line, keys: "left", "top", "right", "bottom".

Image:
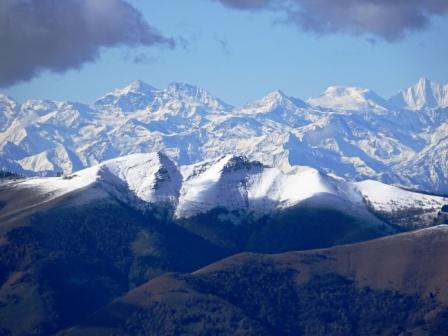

{"left": 8, "top": 153, "right": 446, "bottom": 229}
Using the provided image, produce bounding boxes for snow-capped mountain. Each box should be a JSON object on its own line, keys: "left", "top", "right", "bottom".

{"left": 176, "top": 154, "right": 367, "bottom": 219}
{"left": 307, "top": 86, "right": 389, "bottom": 112}
{"left": 389, "top": 77, "right": 448, "bottom": 110}
{"left": 13, "top": 153, "right": 446, "bottom": 229}
{"left": 1, "top": 78, "right": 448, "bottom": 194}
{"left": 94, "top": 80, "right": 159, "bottom": 114}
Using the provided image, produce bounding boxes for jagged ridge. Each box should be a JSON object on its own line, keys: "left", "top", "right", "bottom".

{"left": 1, "top": 78, "right": 448, "bottom": 193}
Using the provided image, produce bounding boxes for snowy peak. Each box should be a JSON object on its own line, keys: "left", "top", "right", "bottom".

{"left": 308, "top": 85, "right": 388, "bottom": 111}
{"left": 180, "top": 155, "right": 261, "bottom": 189}
{"left": 94, "top": 81, "right": 231, "bottom": 113}
{"left": 239, "top": 90, "right": 310, "bottom": 126}
{"left": 265, "top": 89, "right": 307, "bottom": 107}
{"left": 308, "top": 86, "right": 388, "bottom": 111}
{"left": 175, "top": 155, "right": 355, "bottom": 218}
{"left": 176, "top": 155, "right": 266, "bottom": 218}
{"left": 389, "top": 78, "right": 448, "bottom": 110}
{"left": 96, "top": 152, "right": 182, "bottom": 211}
{"left": 167, "top": 82, "right": 202, "bottom": 96}
{"left": 103, "top": 80, "right": 158, "bottom": 97}
{"left": 221, "top": 155, "right": 264, "bottom": 173}
{"left": 94, "top": 80, "right": 159, "bottom": 112}
{"left": 121, "top": 80, "right": 157, "bottom": 94}
{"left": 261, "top": 90, "right": 293, "bottom": 105}
{"left": 245, "top": 90, "right": 307, "bottom": 112}
{"left": 165, "top": 82, "right": 232, "bottom": 110}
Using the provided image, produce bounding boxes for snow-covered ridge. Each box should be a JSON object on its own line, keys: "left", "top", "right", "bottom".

{"left": 2, "top": 78, "right": 448, "bottom": 195}
{"left": 242, "top": 90, "right": 307, "bottom": 112}
{"left": 146, "top": 153, "right": 362, "bottom": 219}
{"left": 15, "top": 153, "right": 447, "bottom": 224}
{"left": 389, "top": 78, "right": 448, "bottom": 110}
{"left": 20, "top": 152, "right": 182, "bottom": 212}
{"left": 356, "top": 179, "right": 445, "bottom": 213}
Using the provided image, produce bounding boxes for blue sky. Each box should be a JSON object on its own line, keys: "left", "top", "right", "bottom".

{"left": 3, "top": 0, "right": 448, "bottom": 106}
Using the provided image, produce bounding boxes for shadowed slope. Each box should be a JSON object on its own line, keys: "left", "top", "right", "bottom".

{"left": 63, "top": 226, "right": 448, "bottom": 336}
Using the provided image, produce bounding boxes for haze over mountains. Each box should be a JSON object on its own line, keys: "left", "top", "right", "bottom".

{"left": 1, "top": 78, "right": 448, "bottom": 193}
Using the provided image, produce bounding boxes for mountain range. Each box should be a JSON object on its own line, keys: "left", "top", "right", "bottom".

{"left": 1, "top": 78, "right": 448, "bottom": 194}
{"left": 1, "top": 152, "right": 447, "bottom": 335}
{"left": 1, "top": 77, "right": 448, "bottom": 335}
{"left": 4, "top": 152, "right": 446, "bottom": 232}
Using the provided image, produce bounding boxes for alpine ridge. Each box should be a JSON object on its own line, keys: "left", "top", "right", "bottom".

{"left": 8, "top": 152, "right": 446, "bottom": 230}
{"left": 1, "top": 78, "right": 448, "bottom": 193}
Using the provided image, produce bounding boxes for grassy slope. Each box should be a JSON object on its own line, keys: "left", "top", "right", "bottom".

{"left": 63, "top": 227, "right": 448, "bottom": 336}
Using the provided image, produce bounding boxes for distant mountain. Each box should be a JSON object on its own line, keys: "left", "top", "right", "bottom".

{"left": 389, "top": 77, "right": 448, "bottom": 110}
{"left": 307, "top": 86, "right": 389, "bottom": 112}
{"left": 94, "top": 80, "right": 159, "bottom": 113}
{"left": 1, "top": 78, "right": 448, "bottom": 193}
{"left": 61, "top": 225, "right": 448, "bottom": 336}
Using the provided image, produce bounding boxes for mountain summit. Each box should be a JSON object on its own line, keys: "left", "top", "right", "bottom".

{"left": 165, "top": 82, "right": 232, "bottom": 110}
{"left": 94, "top": 80, "right": 159, "bottom": 113}
{"left": 307, "top": 86, "right": 389, "bottom": 112}
{"left": 389, "top": 77, "right": 448, "bottom": 110}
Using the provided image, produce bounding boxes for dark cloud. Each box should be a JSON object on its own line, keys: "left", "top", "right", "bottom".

{"left": 0, "top": 0, "right": 173, "bottom": 87}
{"left": 216, "top": 0, "right": 448, "bottom": 41}
{"left": 216, "top": 0, "right": 272, "bottom": 10}
{"left": 133, "top": 53, "right": 157, "bottom": 65}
